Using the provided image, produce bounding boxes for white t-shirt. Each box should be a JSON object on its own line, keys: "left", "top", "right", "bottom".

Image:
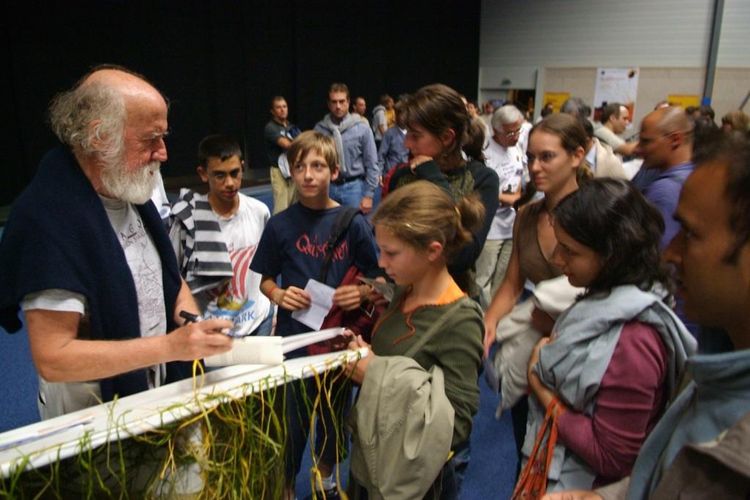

{"left": 22, "top": 196, "right": 167, "bottom": 419}
{"left": 593, "top": 123, "right": 625, "bottom": 150}
{"left": 480, "top": 118, "right": 493, "bottom": 150}
{"left": 484, "top": 139, "right": 525, "bottom": 240}
{"left": 199, "top": 193, "right": 271, "bottom": 336}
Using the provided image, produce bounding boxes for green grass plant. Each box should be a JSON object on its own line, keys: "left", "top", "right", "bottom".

{"left": 0, "top": 355, "right": 354, "bottom": 499}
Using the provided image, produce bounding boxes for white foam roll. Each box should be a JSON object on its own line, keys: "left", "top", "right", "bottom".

{"left": 204, "top": 336, "right": 284, "bottom": 367}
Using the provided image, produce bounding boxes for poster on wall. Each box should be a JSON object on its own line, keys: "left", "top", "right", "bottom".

{"left": 592, "top": 68, "right": 639, "bottom": 123}
{"left": 542, "top": 92, "right": 570, "bottom": 112}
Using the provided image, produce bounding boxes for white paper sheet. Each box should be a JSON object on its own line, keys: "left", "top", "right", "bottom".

{"left": 291, "top": 279, "right": 335, "bottom": 330}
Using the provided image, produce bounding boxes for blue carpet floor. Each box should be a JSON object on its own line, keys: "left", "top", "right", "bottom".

{"left": 0, "top": 320, "right": 38, "bottom": 433}
{"left": 462, "top": 377, "right": 518, "bottom": 499}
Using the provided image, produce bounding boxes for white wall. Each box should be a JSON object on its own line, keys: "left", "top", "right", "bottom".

{"left": 479, "top": 0, "right": 750, "bottom": 123}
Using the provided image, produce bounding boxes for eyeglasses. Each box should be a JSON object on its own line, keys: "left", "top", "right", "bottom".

{"left": 501, "top": 128, "right": 522, "bottom": 138}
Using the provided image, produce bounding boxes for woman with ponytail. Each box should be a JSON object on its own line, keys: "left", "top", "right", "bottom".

{"left": 345, "top": 181, "right": 485, "bottom": 499}
{"left": 387, "top": 84, "right": 499, "bottom": 295}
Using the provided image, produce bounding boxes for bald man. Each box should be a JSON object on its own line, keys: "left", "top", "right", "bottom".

{"left": 632, "top": 106, "right": 704, "bottom": 343}
{"left": 0, "top": 65, "right": 233, "bottom": 419}
{"left": 635, "top": 106, "right": 695, "bottom": 248}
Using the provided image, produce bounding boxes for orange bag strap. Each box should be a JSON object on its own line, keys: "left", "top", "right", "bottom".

{"left": 512, "top": 397, "right": 565, "bottom": 500}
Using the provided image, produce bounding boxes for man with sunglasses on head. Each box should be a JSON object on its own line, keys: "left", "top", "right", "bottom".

{"left": 170, "top": 134, "right": 273, "bottom": 337}
{"left": 314, "top": 83, "right": 379, "bottom": 214}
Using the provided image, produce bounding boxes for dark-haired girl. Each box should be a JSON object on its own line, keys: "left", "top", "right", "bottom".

{"left": 387, "top": 84, "right": 499, "bottom": 294}
{"left": 517, "top": 179, "right": 696, "bottom": 495}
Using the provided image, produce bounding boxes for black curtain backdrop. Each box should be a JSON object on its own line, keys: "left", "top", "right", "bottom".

{"left": 1, "top": 0, "right": 481, "bottom": 205}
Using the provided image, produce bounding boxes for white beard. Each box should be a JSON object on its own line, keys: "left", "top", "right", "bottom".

{"left": 101, "top": 159, "right": 160, "bottom": 205}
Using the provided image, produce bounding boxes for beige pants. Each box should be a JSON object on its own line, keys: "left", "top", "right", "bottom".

{"left": 475, "top": 238, "right": 513, "bottom": 310}
{"left": 270, "top": 166, "right": 296, "bottom": 214}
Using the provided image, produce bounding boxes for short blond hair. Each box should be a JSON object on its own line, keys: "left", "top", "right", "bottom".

{"left": 286, "top": 131, "right": 339, "bottom": 173}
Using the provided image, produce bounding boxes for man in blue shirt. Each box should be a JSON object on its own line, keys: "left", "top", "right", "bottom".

{"left": 636, "top": 106, "right": 700, "bottom": 342}
{"left": 636, "top": 107, "right": 695, "bottom": 249}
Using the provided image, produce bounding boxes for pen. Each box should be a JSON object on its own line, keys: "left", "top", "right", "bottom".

{"left": 179, "top": 310, "right": 239, "bottom": 337}
{"left": 179, "top": 310, "right": 203, "bottom": 324}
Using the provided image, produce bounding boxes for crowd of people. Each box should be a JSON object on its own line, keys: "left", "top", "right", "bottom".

{"left": 0, "top": 63, "right": 749, "bottom": 499}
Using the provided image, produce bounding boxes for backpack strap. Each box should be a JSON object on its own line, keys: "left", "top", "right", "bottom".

{"left": 319, "top": 207, "right": 361, "bottom": 284}
{"left": 403, "top": 298, "right": 467, "bottom": 358}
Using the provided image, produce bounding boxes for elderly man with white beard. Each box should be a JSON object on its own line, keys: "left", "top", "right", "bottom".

{"left": 0, "top": 65, "right": 233, "bottom": 419}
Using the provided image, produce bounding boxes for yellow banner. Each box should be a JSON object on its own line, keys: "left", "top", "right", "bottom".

{"left": 542, "top": 92, "right": 571, "bottom": 112}
{"left": 667, "top": 94, "right": 700, "bottom": 109}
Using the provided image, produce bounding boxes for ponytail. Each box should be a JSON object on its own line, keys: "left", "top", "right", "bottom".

{"left": 373, "top": 181, "right": 485, "bottom": 263}
{"left": 463, "top": 118, "right": 487, "bottom": 161}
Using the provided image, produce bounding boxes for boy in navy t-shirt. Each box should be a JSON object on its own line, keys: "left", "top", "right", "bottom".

{"left": 250, "top": 130, "right": 380, "bottom": 498}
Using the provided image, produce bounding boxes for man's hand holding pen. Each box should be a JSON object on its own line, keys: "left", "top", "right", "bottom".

{"left": 172, "top": 311, "right": 233, "bottom": 361}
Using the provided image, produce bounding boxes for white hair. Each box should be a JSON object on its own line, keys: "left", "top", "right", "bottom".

{"left": 48, "top": 82, "right": 126, "bottom": 165}
{"left": 491, "top": 105, "right": 524, "bottom": 131}
{"left": 49, "top": 80, "right": 162, "bottom": 204}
